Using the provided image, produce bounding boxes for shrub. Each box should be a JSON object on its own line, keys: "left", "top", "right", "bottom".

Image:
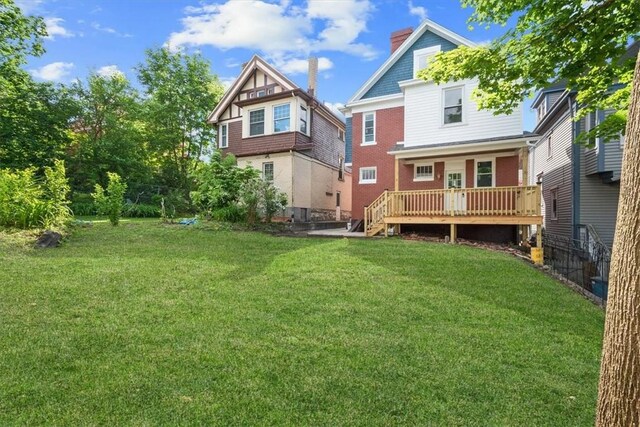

{"left": 123, "top": 203, "right": 160, "bottom": 218}
{"left": 0, "top": 160, "right": 71, "bottom": 229}
{"left": 211, "top": 205, "right": 247, "bottom": 222}
{"left": 70, "top": 192, "right": 98, "bottom": 216}
{"left": 92, "top": 172, "right": 127, "bottom": 226}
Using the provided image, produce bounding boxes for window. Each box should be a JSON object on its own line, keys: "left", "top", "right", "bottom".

{"left": 414, "top": 163, "right": 434, "bottom": 181}
{"left": 550, "top": 188, "right": 558, "bottom": 219}
{"left": 413, "top": 45, "right": 440, "bottom": 78}
{"left": 547, "top": 136, "right": 552, "bottom": 158}
{"left": 338, "top": 129, "right": 345, "bottom": 141}
{"left": 249, "top": 109, "right": 265, "bottom": 136}
{"left": 273, "top": 104, "right": 290, "bottom": 133}
{"left": 359, "top": 167, "right": 376, "bottom": 184}
{"left": 299, "top": 106, "right": 307, "bottom": 134}
{"left": 537, "top": 99, "right": 547, "bottom": 122}
{"left": 219, "top": 124, "right": 228, "bottom": 148}
{"left": 363, "top": 112, "right": 375, "bottom": 144}
{"left": 443, "top": 87, "right": 463, "bottom": 124}
{"left": 336, "top": 192, "right": 341, "bottom": 207}
{"left": 257, "top": 90, "right": 266, "bottom": 97}
{"left": 262, "top": 162, "right": 274, "bottom": 182}
{"left": 476, "top": 160, "right": 493, "bottom": 187}
{"left": 338, "top": 157, "right": 344, "bottom": 181}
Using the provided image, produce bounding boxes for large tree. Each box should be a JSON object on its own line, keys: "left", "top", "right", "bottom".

{"left": 136, "top": 48, "right": 224, "bottom": 193}
{"left": 0, "top": 0, "right": 74, "bottom": 170}
{"left": 419, "top": 1, "right": 639, "bottom": 424}
{"left": 68, "top": 72, "right": 151, "bottom": 192}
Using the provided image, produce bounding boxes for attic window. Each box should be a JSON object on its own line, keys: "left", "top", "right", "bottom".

{"left": 257, "top": 90, "right": 266, "bottom": 97}
{"left": 413, "top": 45, "right": 441, "bottom": 78}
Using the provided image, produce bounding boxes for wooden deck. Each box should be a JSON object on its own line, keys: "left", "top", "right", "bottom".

{"left": 364, "top": 186, "right": 542, "bottom": 237}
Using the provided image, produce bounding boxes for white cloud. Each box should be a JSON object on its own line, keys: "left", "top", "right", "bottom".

{"left": 29, "top": 62, "right": 74, "bottom": 81}
{"left": 275, "top": 56, "right": 333, "bottom": 75}
{"left": 306, "top": 0, "right": 377, "bottom": 59}
{"left": 91, "top": 22, "right": 132, "bottom": 38}
{"left": 44, "top": 17, "right": 74, "bottom": 39}
{"left": 408, "top": 0, "right": 427, "bottom": 22}
{"left": 14, "top": 0, "right": 44, "bottom": 14}
{"left": 323, "top": 102, "right": 346, "bottom": 121}
{"left": 167, "top": 0, "right": 378, "bottom": 67}
{"left": 96, "top": 65, "right": 124, "bottom": 78}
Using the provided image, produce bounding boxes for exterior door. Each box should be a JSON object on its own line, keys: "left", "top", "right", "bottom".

{"left": 445, "top": 170, "right": 466, "bottom": 213}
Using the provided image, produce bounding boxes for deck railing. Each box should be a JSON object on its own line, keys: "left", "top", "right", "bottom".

{"left": 365, "top": 185, "right": 541, "bottom": 236}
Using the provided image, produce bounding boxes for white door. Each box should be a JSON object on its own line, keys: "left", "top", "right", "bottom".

{"left": 445, "top": 170, "right": 466, "bottom": 213}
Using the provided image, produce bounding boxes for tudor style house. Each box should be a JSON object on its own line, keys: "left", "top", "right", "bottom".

{"left": 208, "top": 55, "right": 351, "bottom": 222}
{"left": 343, "top": 20, "right": 541, "bottom": 242}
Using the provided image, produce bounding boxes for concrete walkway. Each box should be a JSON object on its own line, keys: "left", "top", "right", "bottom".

{"left": 307, "top": 228, "right": 366, "bottom": 238}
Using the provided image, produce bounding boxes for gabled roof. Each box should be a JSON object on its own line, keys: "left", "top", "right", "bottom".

{"left": 207, "top": 54, "right": 298, "bottom": 124}
{"left": 347, "top": 19, "right": 476, "bottom": 105}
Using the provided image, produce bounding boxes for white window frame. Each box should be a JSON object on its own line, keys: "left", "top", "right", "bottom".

{"left": 474, "top": 158, "right": 496, "bottom": 188}
{"left": 362, "top": 112, "right": 376, "bottom": 146}
{"left": 262, "top": 161, "right": 274, "bottom": 182}
{"left": 273, "top": 103, "right": 291, "bottom": 134}
{"left": 299, "top": 105, "right": 308, "bottom": 134}
{"left": 414, "top": 162, "right": 434, "bottom": 182}
{"left": 547, "top": 136, "right": 552, "bottom": 159}
{"left": 413, "top": 45, "right": 441, "bottom": 78}
{"left": 338, "top": 156, "right": 344, "bottom": 181}
{"left": 359, "top": 166, "right": 377, "bottom": 184}
{"left": 584, "top": 111, "right": 598, "bottom": 151}
{"left": 442, "top": 86, "right": 465, "bottom": 126}
{"left": 249, "top": 108, "right": 265, "bottom": 137}
{"left": 219, "top": 123, "right": 228, "bottom": 148}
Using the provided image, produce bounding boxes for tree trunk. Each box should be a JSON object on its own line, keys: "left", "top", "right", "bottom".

{"left": 595, "top": 51, "right": 640, "bottom": 426}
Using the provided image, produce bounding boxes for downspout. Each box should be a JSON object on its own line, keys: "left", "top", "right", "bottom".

{"left": 571, "top": 95, "right": 581, "bottom": 240}
{"left": 290, "top": 149, "right": 295, "bottom": 221}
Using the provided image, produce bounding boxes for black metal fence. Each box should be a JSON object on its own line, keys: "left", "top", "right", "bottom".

{"left": 543, "top": 232, "right": 611, "bottom": 299}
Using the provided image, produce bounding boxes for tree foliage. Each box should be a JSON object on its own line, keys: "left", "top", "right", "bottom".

{"left": 137, "top": 48, "right": 225, "bottom": 192}
{"left": 67, "top": 72, "right": 151, "bottom": 191}
{"left": 419, "top": 0, "right": 640, "bottom": 142}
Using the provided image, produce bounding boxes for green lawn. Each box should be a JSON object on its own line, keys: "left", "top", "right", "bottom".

{"left": 0, "top": 220, "right": 604, "bottom": 425}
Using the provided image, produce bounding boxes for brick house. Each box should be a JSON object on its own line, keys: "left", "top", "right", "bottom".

{"left": 342, "top": 19, "right": 542, "bottom": 242}
{"left": 208, "top": 55, "right": 351, "bottom": 222}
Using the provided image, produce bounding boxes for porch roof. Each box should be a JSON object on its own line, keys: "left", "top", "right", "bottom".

{"left": 388, "top": 133, "right": 537, "bottom": 159}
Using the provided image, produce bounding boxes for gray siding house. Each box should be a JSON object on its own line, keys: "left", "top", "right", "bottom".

{"left": 529, "top": 87, "right": 624, "bottom": 250}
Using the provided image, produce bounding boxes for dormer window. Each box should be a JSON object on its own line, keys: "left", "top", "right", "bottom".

{"left": 537, "top": 99, "right": 547, "bottom": 122}
{"left": 413, "top": 45, "right": 441, "bottom": 78}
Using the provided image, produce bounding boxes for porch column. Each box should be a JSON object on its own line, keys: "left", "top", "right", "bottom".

{"left": 519, "top": 148, "right": 530, "bottom": 243}
{"left": 450, "top": 223, "right": 457, "bottom": 243}
{"left": 394, "top": 157, "right": 399, "bottom": 191}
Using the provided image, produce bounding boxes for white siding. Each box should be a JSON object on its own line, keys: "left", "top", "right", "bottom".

{"left": 403, "top": 79, "right": 522, "bottom": 147}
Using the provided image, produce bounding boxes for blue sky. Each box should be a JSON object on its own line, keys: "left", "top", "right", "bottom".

{"left": 17, "top": 0, "right": 536, "bottom": 130}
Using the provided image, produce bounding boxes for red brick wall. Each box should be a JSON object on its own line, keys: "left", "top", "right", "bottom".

{"left": 496, "top": 155, "right": 519, "bottom": 186}
{"left": 351, "top": 106, "right": 404, "bottom": 218}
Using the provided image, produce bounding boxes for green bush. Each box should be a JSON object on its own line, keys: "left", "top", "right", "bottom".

{"left": 0, "top": 160, "right": 71, "bottom": 229}
{"left": 211, "top": 205, "right": 247, "bottom": 222}
{"left": 123, "top": 203, "right": 160, "bottom": 218}
{"left": 92, "top": 172, "right": 127, "bottom": 226}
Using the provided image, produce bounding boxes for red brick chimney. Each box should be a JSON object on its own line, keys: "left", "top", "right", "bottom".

{"left": 390, "top": 27, "right": 413, "bottom": 54}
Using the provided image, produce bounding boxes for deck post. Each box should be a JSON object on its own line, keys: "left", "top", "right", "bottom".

{"left": 394, "top": 157, "right": 399, "bottom": 192}
{"left": 536, "top": 225, "right": 542, "bottom": 248}
{"left": 450, "top": 223, "right": 457, "bottom": 243}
